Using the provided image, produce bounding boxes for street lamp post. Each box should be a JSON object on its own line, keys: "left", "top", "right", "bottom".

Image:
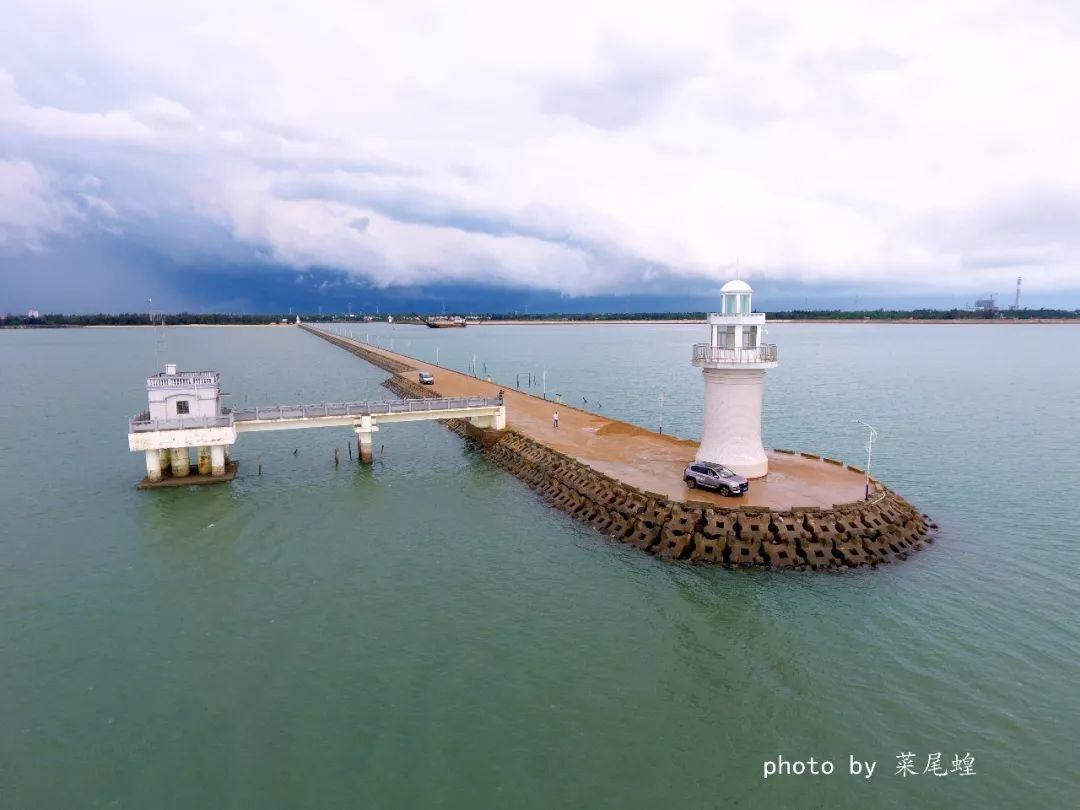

{"left": 855, "top": 420, "right": 878, "bottom": 501}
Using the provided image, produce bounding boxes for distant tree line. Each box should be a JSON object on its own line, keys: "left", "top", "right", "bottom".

{"left": 763, "top": 308, "right": 1080, "bottom": 321}
{"left": 0, "top": 312, "right": 339, "bottom": 327}
{"left": 3, "top": 308, "right": 1079, "bottom": 327}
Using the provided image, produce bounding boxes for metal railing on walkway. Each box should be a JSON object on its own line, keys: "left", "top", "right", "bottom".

{"left": 146, "top": 372, "right": 220, "bottom": 388}
{"left": 128, "top": 411, "right": 234, "bottom": 432}
{"left": 130, "top": 397, "right": 502, "bottom": 431}
{"left": 232, "top": 397, "right": 500, "bottom": 422}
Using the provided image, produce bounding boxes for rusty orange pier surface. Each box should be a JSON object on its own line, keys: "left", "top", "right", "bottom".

{"left": 308, "top": 327, "right": 869, "bottom": 511}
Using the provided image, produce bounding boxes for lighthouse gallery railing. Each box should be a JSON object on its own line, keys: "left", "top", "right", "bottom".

{"left": 691, "top": 343, "right": 778, "bottom": 365}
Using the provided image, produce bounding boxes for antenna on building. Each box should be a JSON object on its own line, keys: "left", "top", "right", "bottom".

{"left": 149, "top": 297, "right": 166, "bottom": 371}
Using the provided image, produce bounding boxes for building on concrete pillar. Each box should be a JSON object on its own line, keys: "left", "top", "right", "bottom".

{"left": 127, "top": 358, "right": 507, "bottom": 486}
{"left": 129, "top": 364, "right": 238, "bottom": 484}
{"left": 691, "top": 279, "right": 778, "bottom": 478}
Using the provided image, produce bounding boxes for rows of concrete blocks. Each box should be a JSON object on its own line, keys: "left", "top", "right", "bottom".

{"left": 481, "top": 431, "right": 933, "bottom": 569}
{"left": 384, "top": 372, "right": 935, "bottom": 568}
{"left": 305, "top": 329, "right": 417, "bottom": 375}
{"left": 145, "top": 444, "right": 229, "bottom": 482}
{"left": 381, "top": 366, "right": 936, "bottom": 569}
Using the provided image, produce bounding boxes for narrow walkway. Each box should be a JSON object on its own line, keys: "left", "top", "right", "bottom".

{"left": 306, "top": 327, "right": 866, "bottom": 509}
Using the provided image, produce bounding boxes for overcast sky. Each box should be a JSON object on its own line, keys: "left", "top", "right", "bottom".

{"left": 2, "top": 0, "right": 1080, "bottom": 312}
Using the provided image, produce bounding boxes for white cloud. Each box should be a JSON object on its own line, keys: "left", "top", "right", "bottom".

{"left": 2, "top": 0, "right": 1080, "bottom": 296}
{"left": 0, "top": 160, "right": 73, "bottom": 253}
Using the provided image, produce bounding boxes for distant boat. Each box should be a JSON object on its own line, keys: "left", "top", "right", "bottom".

{"left": 421, "top": 316, "right": 466, "bottom": 329}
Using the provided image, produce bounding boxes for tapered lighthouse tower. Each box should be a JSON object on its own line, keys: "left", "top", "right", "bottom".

{"left": 691, "top": 279, "right": 778, "bottom": 478}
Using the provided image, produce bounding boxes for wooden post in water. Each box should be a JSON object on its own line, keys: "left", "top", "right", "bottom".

{"left": 334, "top": 448, "right": 340, "bottom": 467}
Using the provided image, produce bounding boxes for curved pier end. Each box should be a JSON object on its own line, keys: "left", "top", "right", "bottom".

{"left": 302, "top": 325, "right": 937, "bottom": 569}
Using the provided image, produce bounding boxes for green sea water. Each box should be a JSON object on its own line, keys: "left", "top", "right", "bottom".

{"left": 1, "top": 323, "right": 1077, "bottom": 808}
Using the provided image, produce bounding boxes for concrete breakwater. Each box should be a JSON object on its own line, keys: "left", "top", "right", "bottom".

{"left": 306, "top": 326, "right": 936, "bottom": 569}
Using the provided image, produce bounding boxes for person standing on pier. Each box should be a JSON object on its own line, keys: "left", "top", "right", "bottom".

{"left": 552, "top": 411, "right": 560, "bottom": 429}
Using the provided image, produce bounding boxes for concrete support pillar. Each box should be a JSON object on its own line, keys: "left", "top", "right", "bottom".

{"left": 467, "top": 405, "right": 506, "bottom": 431}
{"left": 158, "top": 448, "right": 172, "bottom": 476}
{"left": 357, "top": 432, "right": 373, "bottom": 464}
{"left": 145, "top": 449, "right": 163, "bottom": 482}
{"left": 355, "top": 415, "right": 377, "bottom": 464}
{"left": 197, "top": 446, "right": 212, "bottom": 476}
{"left": 170, "top": 446, "right": 191, "bottom": 478}
{"left": 211, "top": 445, "right": 226, "bottom": 477}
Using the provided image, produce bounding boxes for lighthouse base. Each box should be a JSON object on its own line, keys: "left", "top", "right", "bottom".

{"left": 696, "top": 368, "right": 769, "bottom": 478}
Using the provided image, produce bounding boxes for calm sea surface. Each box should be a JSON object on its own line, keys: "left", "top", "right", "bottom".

{"left": 1, "top": 323, "right": 1077, "bottom": 808}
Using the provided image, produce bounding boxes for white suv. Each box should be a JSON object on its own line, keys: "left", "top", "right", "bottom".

{"left": 683, "top": 462, "right": 749, "bottom": 496}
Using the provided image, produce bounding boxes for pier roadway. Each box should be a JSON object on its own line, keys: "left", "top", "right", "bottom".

{"left": 311, "top": 330, "right": 867, "bottom": 510}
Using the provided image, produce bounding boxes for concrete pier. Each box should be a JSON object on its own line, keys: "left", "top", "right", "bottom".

{"left": 304, "top": 327, "right": 863, "bottom": 509}
{"left": 303, "top": 324, "right": 936, "bottom": 569}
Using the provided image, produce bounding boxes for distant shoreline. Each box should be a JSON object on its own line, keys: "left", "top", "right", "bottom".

{"left": 475, "top": 318, "right": 1080, "bottom": 325}
{"left": 4, "top": 318, "right": 1079, "bottom": 330}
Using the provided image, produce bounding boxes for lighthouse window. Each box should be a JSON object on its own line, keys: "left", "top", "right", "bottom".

{"left": 176, "top": 400, "right": 190, "bottom": 415}
{"left": 740, "top": 293, "right": 751, "bottom": 313}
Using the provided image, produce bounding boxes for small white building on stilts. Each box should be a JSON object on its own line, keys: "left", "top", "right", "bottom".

{"left": 127, "top": 363, "right": 505, "bottom": 487}
{"left": 130, "top": 365, "right": 236, "bottom": 484}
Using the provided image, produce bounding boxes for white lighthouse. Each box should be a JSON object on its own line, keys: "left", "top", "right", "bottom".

{"left": 691, "top": 279, "right": 778, "bottom": 478}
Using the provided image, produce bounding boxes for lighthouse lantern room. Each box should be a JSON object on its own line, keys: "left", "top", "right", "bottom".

{"left": 691, "top": 279, "right": 778, "bottom": 478}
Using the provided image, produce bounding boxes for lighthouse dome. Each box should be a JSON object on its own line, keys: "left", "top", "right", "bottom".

{"left": 720, "top": 279, "right": 753, "bottom": 294}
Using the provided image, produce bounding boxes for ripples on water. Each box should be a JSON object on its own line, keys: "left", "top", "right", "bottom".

{"left": 0, "top": 323, "right": 1076, "bottom": 808}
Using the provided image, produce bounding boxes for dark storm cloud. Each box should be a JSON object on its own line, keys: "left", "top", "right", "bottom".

{"left": 4, "top": 1, "right": 1080, "bottom": 311}
{"left": 921, "top": 190, "right": 1080, "bottom": 274}
{"left": 271, "top": 178, "right": 610, "bottom": 256}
